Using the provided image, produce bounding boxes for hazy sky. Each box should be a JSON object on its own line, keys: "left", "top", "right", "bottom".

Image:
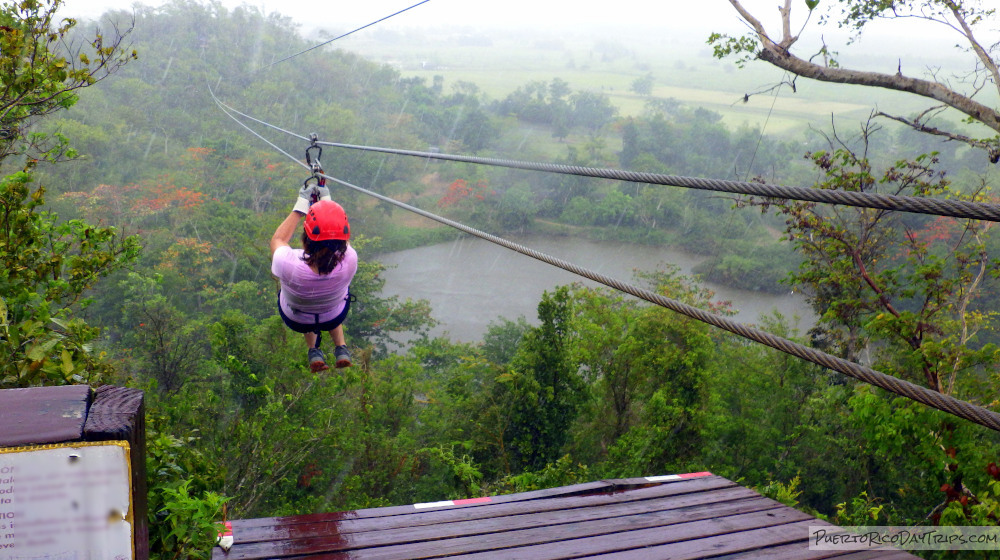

{"left": 58, "top": 0, "right": 793, "bottom": 35}
{"left": 56, "top": 0, "right": 973, "bottom": 57}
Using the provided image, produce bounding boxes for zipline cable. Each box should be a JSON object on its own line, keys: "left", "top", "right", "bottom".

{"left": 221, "top": 95, "right": 1000, "bottom": 222}
{"left": 215, "top": 98, "right": 1000, "bottom": 223}
{"left": 316, "top": 141, "right": 1000, "bottom": 222}
{"left": 210, "top": 89, "right": 304, "bottom": 162}
{"left": 257, "top": 0, "right": 431, "bottom": 72}
{"left": 321, "top": 172, "right": 1000, "bottom": 434}
{"left": 208, "top": 89, "right": 1000, "bottom": 433}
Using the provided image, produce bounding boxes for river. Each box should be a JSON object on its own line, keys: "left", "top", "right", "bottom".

{"left": 376, "top": 235, "right": 815, "bottom": 343}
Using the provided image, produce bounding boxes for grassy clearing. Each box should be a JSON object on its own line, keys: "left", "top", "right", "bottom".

{"left": 348, "top": 28, "right": 944, "bottom": 142}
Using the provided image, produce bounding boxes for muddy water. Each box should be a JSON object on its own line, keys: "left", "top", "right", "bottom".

{"left": 376, "top": 235, "right": 815, "bottom": 343}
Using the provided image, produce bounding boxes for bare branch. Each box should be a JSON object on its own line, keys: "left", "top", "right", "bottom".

{"left": 727, "top": 0, "right": 779, "bottom": 48}
{"left": 756, "top": 46, "right": 1000, "bottom": 132}
{"left": 779, "top": 0, "right": 793, "bottom": 47}
{"left": 875, "top": 111, "right": 1000, "bottom": 163}
{"left": 944, "top": 2, "right": 1000, "bottom": 100}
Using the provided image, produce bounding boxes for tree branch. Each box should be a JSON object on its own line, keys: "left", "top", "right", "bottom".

{"left": 944, "top": 1, "right": 1000, "bottom": 100}
{"left": 875, "top": 111, "right": 1000, "bottom": 162}
{"left": 727, "top": 0, "right": 779, "bottom": 48}
{"left": 779, "top": 0, "right": 794, "bottom": 48}
{"left": 757, "top": 45, "right": 1000, "bottom": 129}
{"left": 724, "top": 0, "right": 1000, "bottom": 161}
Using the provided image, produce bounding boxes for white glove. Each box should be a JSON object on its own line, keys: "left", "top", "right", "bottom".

{"left": 293, "top": 182, "right": 332, "bottom": 214}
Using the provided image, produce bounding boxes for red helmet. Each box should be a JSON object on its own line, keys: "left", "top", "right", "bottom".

{"left": 304, "top": 200, "right": 350, "bottom": 241}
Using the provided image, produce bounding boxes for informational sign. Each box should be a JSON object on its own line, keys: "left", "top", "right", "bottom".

{"left": 0, "top": 441, "right": 133, "bottom": 560}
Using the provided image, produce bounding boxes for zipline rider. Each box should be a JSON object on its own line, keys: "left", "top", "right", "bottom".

{"left": 270, "top": 183, "right": 357, "bottom": 371}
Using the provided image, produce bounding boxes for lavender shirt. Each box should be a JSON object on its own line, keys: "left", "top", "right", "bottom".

{"left": 271, "top": 244, "right": 358, "bottom": 323}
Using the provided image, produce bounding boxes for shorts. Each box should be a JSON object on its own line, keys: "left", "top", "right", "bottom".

{"left": 278, "top": 290, "right": 352, "bottom": 335}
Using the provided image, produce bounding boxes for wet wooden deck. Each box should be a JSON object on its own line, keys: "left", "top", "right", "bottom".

{"left": 212, "top": 473, "right": 920, "bottom": 559}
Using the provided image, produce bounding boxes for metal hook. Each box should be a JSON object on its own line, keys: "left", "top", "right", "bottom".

{"left": 305, "top": 133, "right": 326, "bottom": 186}
{"left": 305, "top": 133, "right": 322, "bottom": 174}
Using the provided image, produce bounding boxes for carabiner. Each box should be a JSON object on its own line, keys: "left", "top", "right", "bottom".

{"left": 305, "top": 133, "right": 322, "bottom": 173}
{"left": 305, "top": 134, "right": 326, "bottom": 186}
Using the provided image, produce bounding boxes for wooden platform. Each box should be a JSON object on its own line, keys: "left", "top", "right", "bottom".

{"left": 212, "top": 473, "right": 921, "bottom": 559}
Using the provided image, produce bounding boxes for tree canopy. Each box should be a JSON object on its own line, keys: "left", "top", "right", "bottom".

{"left": 0, "top": 0, "right": 135, "bottom": 161}
{"left": 1, "top": 0, "right": 138, "bottom": 387}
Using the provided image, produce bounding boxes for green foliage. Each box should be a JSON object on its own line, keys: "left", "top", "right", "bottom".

{"left": 146, "top": 425, "right": 228, "bottom": 560}
{"left": 834, "top": 491, "right": 888, "bottom": 526}
{"left": 500, "top": 287, "right": 584, "bottom": 471}
{"left": 0, "top": 0, "right": 135, "bottom": 161}
{"left": 116, "top": 272, "right": 208, "bottom": 393}
{"left": 420, "top": 444, "right": 483, "bottom": 498}
{"left": 694, "top": 243, "right": 800, "bottom": 294}
{"left": 704, "top": 254, "right": 771, "bottom": 289}
{"left": 938, "top": 475, "right": 1000, "bottom": 527}
{"left": 568, "top": 268, "right": 717, "bottom": 475}
{"left": 767, "top": 147, "right": 1000, "bottom": 392}
{"left": 492, "top": 184, "right": 538, "bottom": 232}
{"left": 340, "top": 353, "right": 424, "bottom": 507}
{"left": 559, "top": 190, "right": 637, "bottom": 227}
{"left": 847, "top": 384, "right": 1000, "bottom": 522}
{"left": 757, "top": 476, "right": 805, "bottom": 509}
{"left": 154, "top": 480, "right": 229, "bottom": 560}
{"left": 621, "top": 109, "right": 802, "bottom": 183}
{"left": 493, "top": 455, "right": 592, "bottom": 494}
{"left": 558, "top": 196, "right": 592, "bottom": 224}
{"left": 481, "top": 316, "right": 531, "bottom": 365}
{"left": 630, "top": 73, "right": 654, "bottom": 96}
{"left": 407, "top": 337, "right": 518, "bottom": 481}
{"left": 707, "top": 32, "right": 760, "bottom": 69}
{"left": 837, "top": 0, "right": 994, "bottom": 36}
{"left": 568, "top": 90, "right": 618, "bottom": 132}
{"left": 494, "top": 78, "right": 572, "bottom": 132}
{"left": 0, "top": 174, "right": 139, "bottom": 387}
{"left": 703, "top": 315, "right": 843, "bottom": 497}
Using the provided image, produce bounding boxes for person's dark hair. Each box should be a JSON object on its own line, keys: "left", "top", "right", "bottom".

{"left": 301, "top": 232, "right": 348, "bottom": 275}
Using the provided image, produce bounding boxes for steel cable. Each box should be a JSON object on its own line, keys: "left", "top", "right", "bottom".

{"left": 316, "top": 142, "right": 1000, "bottom": 222}
{"left": 256, "top": 0, "right": 432, "bottom": 72}
{"left": 318, "top": 171, "right": 1000, "bottom": 432}
{"left": 209, "top": 92, "right": 1000, "bottom": 432}
{"left": 214, "top": 77, "right": 1000, "bottom": 222}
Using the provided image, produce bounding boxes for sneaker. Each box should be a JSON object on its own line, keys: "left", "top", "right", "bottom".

{"left": 308, "top": 347, "right": 329, "bottom": 372}
{"left": 334, "top": 345, "right": 352, "bottom": 368}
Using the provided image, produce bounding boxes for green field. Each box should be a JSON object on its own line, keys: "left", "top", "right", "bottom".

{"left": 336, "top": 25, "right": 992, "bottom": 162}
{"left": 344, "top": 27, "right": 944, "bottom": 139}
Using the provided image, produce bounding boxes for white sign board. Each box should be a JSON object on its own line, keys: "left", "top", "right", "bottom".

{"left": 0, "top": 442, "right": 133, "bottom": 560}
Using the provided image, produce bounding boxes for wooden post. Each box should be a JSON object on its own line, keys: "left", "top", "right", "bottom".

{"left": 83, "top": 385, "right": 149, "bottom": 559}
{"left": 0, "top": 384, "right": 147, "bottom": 559}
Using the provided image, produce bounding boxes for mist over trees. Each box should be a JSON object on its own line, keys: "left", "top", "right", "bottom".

{"left": 4, "top": 0, "right": 1000, "bottom": 557}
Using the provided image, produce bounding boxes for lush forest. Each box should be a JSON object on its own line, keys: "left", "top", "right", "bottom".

{"left": 4, "top": 0, "right": 1000, "bottom": 557}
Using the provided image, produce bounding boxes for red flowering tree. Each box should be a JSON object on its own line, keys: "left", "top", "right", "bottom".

{"left": 437, "top": 178, "right": 494, "bottom": 208}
